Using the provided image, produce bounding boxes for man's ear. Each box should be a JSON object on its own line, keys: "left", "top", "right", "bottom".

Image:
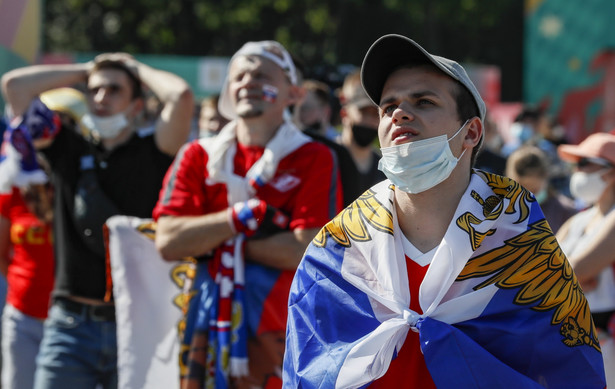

{"left": 464, "top": 116, "right": 483, "bottom": 148}
{"left": 340, "top": 107, "right": 353, "bottom": 128}
{"left": 130, "top": 97, "right": 144, "bottom": 118}
{"left": 602, "top": 167, "right": 615, "bottom": 184}
{"left": 287, "top": 84, "right": 305, "bottom": 107}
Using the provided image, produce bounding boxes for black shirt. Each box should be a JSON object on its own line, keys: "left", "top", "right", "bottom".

{"left": 42, "top": 127, "right": 174, "bottom": 300}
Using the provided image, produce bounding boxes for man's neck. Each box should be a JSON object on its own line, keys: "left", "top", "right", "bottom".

{"left": 236, "top": 117, "right": 284, "bottom": 147}
{"left": 315, "top": 124, "right": 328, "bottom": 138}
{"left": 596, "top": 184, "right": 615, "bottom": 215}
{"left": 101, "top": 126, "right": 134, "bottom": 151}
{"left": 395, "top": 168, "right": 471, "bottom": 253}
{"left": 349, "top": 142, "right": 375, "bottom": 172}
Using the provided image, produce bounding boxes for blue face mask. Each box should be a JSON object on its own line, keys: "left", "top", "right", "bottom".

{"left": 534, "top": 187, "right": 548, "bottom": 204}
{"left": 378, "top": 120, "right": 468, "bottom": 194}
{"left": 510, "top": 122, "right": 533, "bottom": 143}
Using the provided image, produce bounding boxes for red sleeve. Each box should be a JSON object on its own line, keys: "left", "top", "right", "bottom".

{"left": 0, "top": 188, "right": 17, "bottom": 218}
{"left": 153, "top": 141, "right": 211, "bottom": 220}
{"left": 287, "top": 142, "right": 343, "bottom": 230}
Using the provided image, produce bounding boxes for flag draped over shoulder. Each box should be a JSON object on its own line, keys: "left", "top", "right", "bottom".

{"left": 106, "top": 215, "right": 191, "bottom": 389}
{"left": 0, "top": 118, "right": 47, "bottom": 194}
{"left": 0, "top": 97, "right": 61, "bottom": 193}
{"left": 283, "top": 171, "right": 606, "bottom": 389}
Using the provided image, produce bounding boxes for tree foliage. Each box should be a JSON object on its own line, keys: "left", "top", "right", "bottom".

{"left": 44, "top": 0, "right": 523, "bottom": 100}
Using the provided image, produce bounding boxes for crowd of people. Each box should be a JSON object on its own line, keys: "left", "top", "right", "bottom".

{"left": 0, "top": 33, "right": 611, "bottom": 388}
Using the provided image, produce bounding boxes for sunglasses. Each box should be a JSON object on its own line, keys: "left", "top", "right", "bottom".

{"left": 577, "top": 157, "right": 613, "bottom": 168}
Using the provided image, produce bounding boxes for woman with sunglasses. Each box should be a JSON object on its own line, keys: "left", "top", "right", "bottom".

{"left": 556, "top": 132, "right": 615, "bottom": 388}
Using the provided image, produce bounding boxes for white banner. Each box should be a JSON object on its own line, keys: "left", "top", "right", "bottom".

{"left": 107, "top": 215, "right": 189, "bottom": 389}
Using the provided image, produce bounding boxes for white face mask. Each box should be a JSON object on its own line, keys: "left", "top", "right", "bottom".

{"left": 378, "top": 120, "right": 468, "bottom": 194}
{"left": 569, "top": 170, "right": 609, "bottom": 205}
{"left": 81, "top": 112, "right": 129, "bottom": 140}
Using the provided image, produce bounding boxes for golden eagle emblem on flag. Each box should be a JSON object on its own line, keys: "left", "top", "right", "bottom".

{"left": 456, "top": 172, "right": 600, "bottom": 351}
{"left": 314, "top": 187, "right": 394, "bottom": 248}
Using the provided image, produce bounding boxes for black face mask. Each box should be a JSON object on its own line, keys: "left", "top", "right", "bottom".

{"left": 303, "top": 121, "right": 322, "bottom": 133}
{"left": 351, "top": 124, "right": 378, "bottom": 147}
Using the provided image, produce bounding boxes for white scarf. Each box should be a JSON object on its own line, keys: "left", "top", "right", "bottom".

{"left": 201, "top": 119, "right": 311, "bottom": 204}
{"left": 199, "top": 118, "right": 310, "bottom": 378}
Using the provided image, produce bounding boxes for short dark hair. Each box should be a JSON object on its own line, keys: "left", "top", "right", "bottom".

{"left": 302, "top": 79, "right": 331, "bottom": 108}
{"left": 506, "top": 146, "right": 548, "bottom": 179}
{"left": 90, "top": 60, "right": 143, "bottom": 100}
{"left": 200, "top": 94, "right": 220, "bottom": 110}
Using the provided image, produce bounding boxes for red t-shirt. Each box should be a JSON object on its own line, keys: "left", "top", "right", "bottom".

{"left": 369, "top": 255, "right": 437, "bottom": 388}
{"left": 0, "top": 188, "right": 54, "bottom": 319}
{"left": 154, "top": 139, "right": 342, "bottom": 330}
{"left": 154, "top": 140, "right": 343, "bottom": 231}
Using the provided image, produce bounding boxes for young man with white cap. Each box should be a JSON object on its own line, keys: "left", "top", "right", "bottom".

{"left": 557, "top": 132, "right": 615, "bottom": 388}
{"left": 153, "top": 40, "right": 342, "bottom": 388}
{"left": 283, "top": 34, "right": 605, "bottom": 388}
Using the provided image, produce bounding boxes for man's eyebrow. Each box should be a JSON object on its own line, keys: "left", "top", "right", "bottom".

{"left": 379, "top": 90, "right": 439, "bottom": 107}
{"left": 88, "top": 82, "right": 124, "bottom": 90}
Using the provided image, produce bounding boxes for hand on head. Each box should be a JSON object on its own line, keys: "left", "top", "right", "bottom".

{"left": 92, "top": 52, "right": 140, "bottom": 80}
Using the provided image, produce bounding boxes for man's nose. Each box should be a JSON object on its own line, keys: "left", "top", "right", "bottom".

{"left": 392, "top": 102, "right": 414, "bottom": 123}
{"left": 241, "top": 73, "right": 263, "bottom": 88}
{"left": 93, "top": 88, "right": 110, "bottom": 104}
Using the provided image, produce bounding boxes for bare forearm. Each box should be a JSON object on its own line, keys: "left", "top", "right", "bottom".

{"left": 1, "top": 63, "right": 90, "bottom": 116}
{"left": 138, "top": 61, "right": 194, "bottom": 155}
{"left": 135, "top": 62, "right": 191, "bottom": 103}
{"left": 568, "top": 213, "right": 615, "bottom": 282}
{"left": 0, "top": 256, "right": 7, "bottom": 278}
{"left": 155, "top": 211, "right": 235, "bottom": 261}
{"left": 245, "top": 228, "right": 318, "bottom": 270}
{"left": 569, "top": 254, "right": 613, "bottom": 284}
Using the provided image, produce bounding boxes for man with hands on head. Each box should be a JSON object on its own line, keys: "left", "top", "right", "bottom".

{"left": 153, "top": 40, "right": 342, "bottom": 388}
{"left": 1, "top": 52, "right": 193, "bottom": 389}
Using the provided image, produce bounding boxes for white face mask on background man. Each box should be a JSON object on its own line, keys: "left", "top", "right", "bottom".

{"left": 81, "top": 106, "right": 133, "bottom": 140}
{"left": 378, "top": 119, "right": 469, "bottom": 194}
{"left": 569, "top": 169, "right": 609, "bottom": 205}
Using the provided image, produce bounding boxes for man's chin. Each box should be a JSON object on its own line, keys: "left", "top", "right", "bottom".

{"left": 237, "top": 108, "right": 264, "bottom": 119}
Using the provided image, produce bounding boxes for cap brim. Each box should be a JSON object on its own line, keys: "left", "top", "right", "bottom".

{"left": 349, "top": 96, "right": 375, "bottom": 109}
{"left": 361, "top": 35, "right": 453, "bottom": 106}
{"left": 557, "top": 144, "right": 587, "bottom": 162}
